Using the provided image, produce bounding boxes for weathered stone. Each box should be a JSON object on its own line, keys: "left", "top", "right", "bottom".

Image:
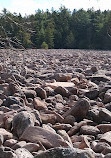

{"left": 54, "top": 86, "right": 69, "bottom": 97}
{"left": 12, "top": 141, "right": 27, "bottom": 150}
{"left": 0, "top": 128, "right": 13, "bottom": 141}
{"left": 0, "top": 146, "right": 17, "bottom": 158}
{"left": 103, "top": 93, "right": 111, "bottom": 104}
{"left": 15, "top": 148, "right": 34, "bottom": 158}
{"left": 40, "top": 113, "right": 57, "bottom": 125}
{"left": 63, "top": 98, "right": 90, "bottom": 121}
{"left": 80, "top": 125, "right": 100, "bottom": 136}
{"left": 12, "top": 111, "right": 35, "bottom": 137}
{"left": 85, "top": 89, "right": 99, "bottom": 100}
{"left": 100, "top": 131, "right": 111, "bottom": 145}
{"left": 97, "top": 124, "right": 111, "bottom": 133}
{"left": 34, "top": 147, "right": 94, "bottom": 158}
{"left": 35, "top": 87, "right": 47, "bottom": 99}
{"left": 23, "top": 143, "right": 40, "bottom": 152}
{"left": 33, "top": 98, "right": 47, "bottom": 110}
{"left": 20, "top": 126, "right": 66, "bottom": 148}
{"left": 99, "top": 108, "right": 111, "bottom": 122}
{"left": 53, "top": 123, "right": 72, "bottom": 132}
{"left": 4, "top": 139, "right": 18, "bottom": 148}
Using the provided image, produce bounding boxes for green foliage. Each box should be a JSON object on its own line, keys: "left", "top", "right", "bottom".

{"left": 0, "top": 7, "right": 111, "bottom": 49}
{"left": 41, "top": 41, "right": 48, "bottom": 49}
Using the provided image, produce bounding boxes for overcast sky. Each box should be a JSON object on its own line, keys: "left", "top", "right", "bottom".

{"left": 0, "top": 0, "right": 111, "bottom": 16}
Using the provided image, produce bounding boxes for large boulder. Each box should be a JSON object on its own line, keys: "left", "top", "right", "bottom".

{"left": 20, "top": 126, "right": 66, "bottom": 148}
{"left": 34, "top": 147, "right": 94, "bottom": 158}
{"left": 12, "top": 111, "right": 35, "bottom": 137}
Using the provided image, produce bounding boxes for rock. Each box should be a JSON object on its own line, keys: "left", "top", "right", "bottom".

{"left": 23, "top": 89, "right": 36, "bottom": 99}
{"left": 20, "top": 126, "right": 66, "bottom": 148}
{"left": 54, "top": 86, "right": 69, "bottom": 97}
{"left": 23, "top": 143, "right": 40, "bottom": 152}
{"left": 99, "top": 108, "right": 111, "bottom": 122}
{"left": 103, "top": 93, "right": 111, "bottom": 104}
{"left": 0, "top": 134, "right": 4, "bottom": 146}
{"left": 35, "top": 87, "right": 47, "bottom": 99}
{"left": 80, "top": 125, "right": 100, "bottom": 136}
{"left": 68, "top": 121, "right": 87, "bottom": 136}
{"left": 12, "top": 111, "right": 35, "bottom": 137}
{"left": 54, "top": 73, "right": 72, "bottom": 82}
{"left": 88, "top": 75, "right": 111, "bottom": 82}
{"left": 0, "top": 128, "right": 13, "bottom": 141}
{"left": 57, "top": 130, "right": 73, "bottom": 146}
{"left": 92, "top": 142, "right": 110, "bottom": 153}
{"left": 91, "top": 66, "right": 98, "bottom": 73}
{"left": 2, "top": 96, "right": 22, "bottom": 108}
{"left": 85, "top": 89, "right": 99, "bottom": 100}
{"left": 4, "top": 139, "right": 18, "bottom": 148}
{"left": 15, "top": 148, "right": 34, "bottom": 158}
{"left": 53, "top": 123, "right": 72, "bottom": 132}
{"left": 63, "top": 115, "right": 75, "bottom": 126}
{"left": 46, "top": 82, "right": 75, "bottom": 89}
{"left": 63, "top": 98, "right": 90, "bottom": 121}
{"left": 0, "top": 64, "right": 3, "bottom": 71}
{"left": 40, "top": 113, "right": 57, "bottom": 125}
{"left": 0, "top": 146, "right": 17, "bottom": 158}
{"left": 100, "top": 131, "right": 111, "bottom": 145}
{"left": 34, "top": 147, "right": 94, "bottom": 158}
{"left": 12, "top": 141, "right": 27, "bottom": 150}
{"left": 105, "top": 153, "right": 111, "bottom": 158}
{"left": 97, "top": 124, "right": 111, "bottom": 133}
{"left": 33, "top": 98, "right": 47, "bottom": 110}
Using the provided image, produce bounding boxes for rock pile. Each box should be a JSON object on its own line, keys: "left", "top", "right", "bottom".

{"left": 0, "top": 49, "right": 111, "bottom": 157}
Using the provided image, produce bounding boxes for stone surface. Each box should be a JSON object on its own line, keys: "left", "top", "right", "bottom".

{"left": 0, "top": 128, "right": 13, "bottom": 141}
{"left": 34, "top": 147, "right": 94, "bottom": 158}
{"left": 20, "top": 126, "right": 66, "bottom": 148}
{"left": 80, "top": 125, "right": 100, "bottom": 136}
{"left": 15, "top": 148, "right": 34, "bottom": 158}
{"left": 63, "top": 98, "right": 90, "bottom": 121}
{"left": 12, "top": 111, "right": 35, "bottom": 137}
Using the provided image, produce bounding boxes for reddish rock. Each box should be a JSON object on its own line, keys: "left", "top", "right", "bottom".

{"left": 53, "top": 123, "right": 72, "bottom": 132}
{"left": 97, "top": 124, "right": 111, "bottom": 133}
{"left": 23, "top": 143, "right": 40, "bottom": 152}
{"left": 63, "top": 98, "right": 90, "bottom": 121}
{"left": 20, "top": 126, "right": 66, "bottom": 148}
{"left": 33, "top": 98, "right": 47, "bottom": 110}
{"left": 80, "top": 125, "right": 100, "bottom": 136}
{"left": 40, "top": 113, "right": 57, "bottom": 125}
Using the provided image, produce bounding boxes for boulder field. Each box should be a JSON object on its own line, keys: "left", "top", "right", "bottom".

{"left": 0, "top": 49, "right": 111, "bottom": 157}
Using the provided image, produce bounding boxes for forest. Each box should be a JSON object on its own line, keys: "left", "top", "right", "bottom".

{"left": 0, "top": 7, "right": 111, "bottom": 49}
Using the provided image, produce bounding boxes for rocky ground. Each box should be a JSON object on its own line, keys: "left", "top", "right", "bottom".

{"left": 0, "top": 49, "right": 111, "bottom": 158}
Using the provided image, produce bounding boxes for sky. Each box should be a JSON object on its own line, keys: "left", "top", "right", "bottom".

{"left": 0, "top": 0, "right": 111, "bottom": 16}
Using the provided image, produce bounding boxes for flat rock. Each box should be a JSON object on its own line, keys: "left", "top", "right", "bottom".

{"left": 20, "top": 126, "right": 66, "bottom": 148}
{"left": 46, "top": 82, "right": 75, "bottom": 89}
{"left": 80, "top": 125, "right": 100, "bottom": 136}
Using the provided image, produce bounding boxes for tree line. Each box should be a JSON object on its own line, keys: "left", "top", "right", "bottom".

{"left": 0, "top": 7, "right": 111, "bottom": 49}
